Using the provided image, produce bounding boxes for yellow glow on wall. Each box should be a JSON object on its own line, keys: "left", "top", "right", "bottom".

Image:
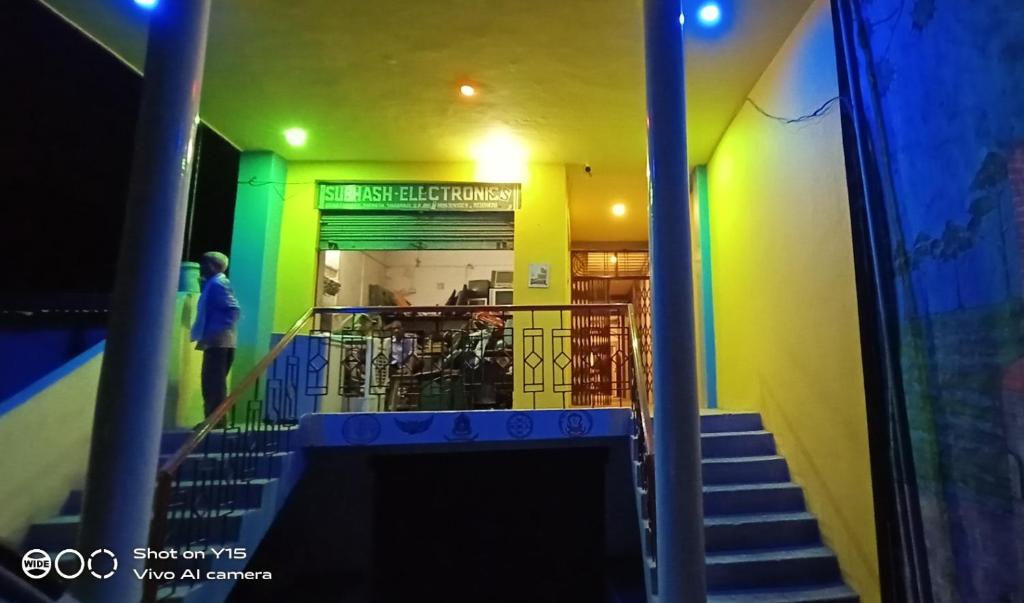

{"left": 472, "top": 131, "right": 528, "bottom": 183}
{"left": 705, "top": 2, "right": 879, "bottom": 601}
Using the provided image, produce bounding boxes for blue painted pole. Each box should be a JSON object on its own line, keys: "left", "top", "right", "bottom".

{"left": 72, "top": 1, "right": 211, "bottom": 601}
{"left": 642, "top": 0, "right": 707, "bottom": 601}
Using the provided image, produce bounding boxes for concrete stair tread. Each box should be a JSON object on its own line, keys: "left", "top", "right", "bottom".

{"left": 703, "top": 455, "right": 784, "bottom": 465}
{"left": 707, "top": 583, "right": 858, "bottom": 602}
{"left": 704, "top": 482, "right": 800, "bottom": 493}
{"left": 705, "top": 511, "right": 815, "bottom": 526}
{"left": 707, "top": 545, "right": 836, "bottom": 565}
{"left": 159, "top": 451, "right": 292, "bottom": 462}
{"left": 702, "top": 430, "right": 772, "bottom": 438}
{"left": 37, "top": 508, "right": 253, "bottom": 526}
{"left": 156, "top": 583, "right": 204, "bottom": 602}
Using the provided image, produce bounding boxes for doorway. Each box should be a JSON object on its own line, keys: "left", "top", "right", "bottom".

{"left": 570, "top": 250, "right": 652, "bottom": 405}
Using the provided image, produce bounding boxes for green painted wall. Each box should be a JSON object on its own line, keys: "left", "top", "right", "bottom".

{"left": 230, "top": 151, "right": 287, "bottom": 387}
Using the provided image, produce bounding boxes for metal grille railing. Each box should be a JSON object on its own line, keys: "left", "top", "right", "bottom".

{"left": 144, "top": 303, "right": 652, "bottom": 600}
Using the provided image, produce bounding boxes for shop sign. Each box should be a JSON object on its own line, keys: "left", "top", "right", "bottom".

{"left": 317, "top": 182, "right": 520, "bottom": 211}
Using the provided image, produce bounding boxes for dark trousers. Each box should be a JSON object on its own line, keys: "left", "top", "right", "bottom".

{"left": 201, "top": 347, "right": 235, "bottom": 418}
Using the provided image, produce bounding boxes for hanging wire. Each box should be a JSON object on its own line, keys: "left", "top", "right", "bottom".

{"left": 745, "top": 96, "right": 843, "bottom": 125}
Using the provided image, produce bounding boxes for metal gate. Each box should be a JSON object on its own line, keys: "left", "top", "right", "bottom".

{"left": 570, "top": 251, "right": 653, "bottom": 406}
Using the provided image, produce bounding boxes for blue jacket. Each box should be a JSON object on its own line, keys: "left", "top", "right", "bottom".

{"left": 191, "top": 273, "right": 241, "bottom": 349}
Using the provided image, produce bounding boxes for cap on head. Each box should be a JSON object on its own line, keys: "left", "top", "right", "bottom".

{"left": 201, "top": 251, "right": 229, "bottom": 274}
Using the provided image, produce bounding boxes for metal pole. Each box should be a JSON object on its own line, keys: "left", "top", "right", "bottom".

{"left": 72, "top": 1, "right": 211, "bottom": 601}
{"left": 642, "top": 0, "right": 707, "bottom": 601}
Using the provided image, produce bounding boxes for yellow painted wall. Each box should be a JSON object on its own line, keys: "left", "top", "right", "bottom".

{"left": 166, "top": 292, "right": 206, "bottom": 428}
{"left": 0, "top": 349, "right": 102, "bottom": 543}
{"left": 273, "top": 161, "right": 571, "bottom": 408}
{"left": 705, "top": 1, "right": 880, "bottom": 601}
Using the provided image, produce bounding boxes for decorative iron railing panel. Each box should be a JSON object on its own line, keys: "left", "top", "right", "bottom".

{"left": 144, "top": 304, "right": 653, "bottom": 602}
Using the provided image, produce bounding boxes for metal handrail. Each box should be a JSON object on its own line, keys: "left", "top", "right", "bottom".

{"left": 627, "top": 303, "right": 657, "bottom": 570}
{"left": 144, "top": 302, "right": 649, "bottom": 601}
{"left": 313, "top": 303, "right": 631, "bottom": 313}
{"left": 143, "top": 308, "right": 314, "bottom": 603}
{"left": 156, "top": 308, "right": 315, "bottom": 476}
{"left": 627, "top": 304, "right": 655, "bottom": 452}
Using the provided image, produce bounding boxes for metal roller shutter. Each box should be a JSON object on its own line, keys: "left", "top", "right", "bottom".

{"left": 319, "top": 211, "right": 514, "bottom": 251}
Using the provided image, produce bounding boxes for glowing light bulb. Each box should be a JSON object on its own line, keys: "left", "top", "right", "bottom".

{"left": 284, "top": 127, "right": 308, "bottom": 147}
{"left": 472, "top": 131, "right": 528, "bottom": 183}
{"left": 697, "top": 2, "right": 722, "bottom": 27}
{"left": 612, "top": 203, "right": 627, "bottom": 217}
{"left": 460, "top": 84, "right": 477, "bottom": 97}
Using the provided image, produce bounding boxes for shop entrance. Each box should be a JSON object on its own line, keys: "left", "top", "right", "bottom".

{"left": 312, "top": 193, "right": 517, "bottom": 412}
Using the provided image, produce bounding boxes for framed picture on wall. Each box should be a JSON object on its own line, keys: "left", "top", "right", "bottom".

{"left": 528, "top": 263, "right": 550, "bottom": 288}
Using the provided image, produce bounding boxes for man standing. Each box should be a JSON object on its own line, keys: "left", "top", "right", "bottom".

{"left": 191, "top": 251, "right": 241, "bottom": 424}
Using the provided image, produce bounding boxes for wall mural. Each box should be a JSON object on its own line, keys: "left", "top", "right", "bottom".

{"left": 850, "top": 1, "right": 1024, "bottom": 601}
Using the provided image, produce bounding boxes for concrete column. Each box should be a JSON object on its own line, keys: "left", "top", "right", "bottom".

{"left": 229, "top": 152, "right": 287, "bottom": 386}
{"left": 642, "top": 0, "right": 707, "bottom": 600}
{"left": 73, "top": 1, "right": 211, "bottom": 601}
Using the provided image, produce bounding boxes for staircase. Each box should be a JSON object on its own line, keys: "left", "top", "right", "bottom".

{"left": 633, "top": 411, "right": 859, "bottom": 603}
{"left": 702, "top": 412, "right": 858, "bottom": 602}
{"left": 22, "top": 427, "right": 301, "bottom": 602}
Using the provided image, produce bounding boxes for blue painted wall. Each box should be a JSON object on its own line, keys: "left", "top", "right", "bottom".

{"left": 0, "top": 326, "right": 105, "bottom": 403}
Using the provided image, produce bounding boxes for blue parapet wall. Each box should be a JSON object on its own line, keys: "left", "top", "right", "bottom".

{"left": 299, "top": 408, "right": 633, "bottom": 448}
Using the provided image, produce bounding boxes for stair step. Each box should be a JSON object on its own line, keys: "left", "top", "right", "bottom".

{"left": 706, "top": 546, "right": 841, "bottom": 590}
{"left": 708, "top": 583, "right": 859, "bottom": 602}
{"left": 24, "top": 510, "right": 253, "bottom": 551}
{"left": 59, "top": 479, "right": 275, "bottom": 515}
{"left": 156, "top": 583, "right": 204, "bottom": 603}
{"left": 160, "top": 427, "right": 298, "bottom": 455}
{"left": 700, "top": 413, "right": 764, "bottom": 434}
{"left": 703, "top": 455, "right": 789, "bottom": 485}
{"left": 704, "top": 483, "right": 805, "bottom": 515}
{"left": 159, "top": 451, "right": 292, "bottom": 481}
{"left": 705, "top": 512, "right": 819, "bottom": 552}
{"left": 702, "top": 431, "right": 776, "bottom": 459}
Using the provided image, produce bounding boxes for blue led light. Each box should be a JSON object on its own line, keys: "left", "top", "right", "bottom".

{"left": 696, "top": 2, "right": 722, "bottom": 27}
{"left": 134, "top": 0, "right": 158, "bottom": 9}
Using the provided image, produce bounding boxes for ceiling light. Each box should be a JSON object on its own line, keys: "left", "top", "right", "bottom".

{"left": 697, "top": 2, "right": 723, "bottom": 27}
{"left": 134, "top": 0, "right": 158, "bottom": 8}
{"left": 679, "top": 13, "right": 686, "bottom": 26}
{"left": 460, "top": 84, "right": 477, "bottom": 97}
{"left": 284, "top": 127, "right": 308, "bottom": 148}
{"left": 612, "top": 203, "right": 627, "bottom": 217}
{"left": 473, "top": 131, "right": 528, "bottom": 183}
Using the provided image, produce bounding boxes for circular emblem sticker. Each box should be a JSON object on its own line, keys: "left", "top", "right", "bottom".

{"left": 506, "top": 413, "right": 535, "bottom": 439}
{"left": 559, "top": 411, "right": 594, "bottom": 438}
{"left": 342, "top": 414, "right": 382, "bottom": 445}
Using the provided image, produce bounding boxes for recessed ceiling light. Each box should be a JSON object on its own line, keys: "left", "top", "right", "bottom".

{"left": 697, "top": 2, "right": 722, "bottom": 27}
{"left": 460, "top": 84, "right": 477, "bottom": 97}
{"left": 134, "top": 0, "right": 158, "bottom": 8}
{"left": 612, "top": 203, "right": 627, "bottom": 217}
{"left": 284, "top": 127, "right": 308, "bottom": 147}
